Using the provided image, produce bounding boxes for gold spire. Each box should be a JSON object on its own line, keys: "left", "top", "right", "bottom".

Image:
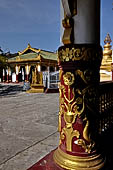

{"left": 103, "top": 33, "right": 112, "bottom": 61}
{"left": 100, "top": 33, "right": 112, "bottom": 81}
{"left": 104, "top": 33, "right": 112, "bottom": 44}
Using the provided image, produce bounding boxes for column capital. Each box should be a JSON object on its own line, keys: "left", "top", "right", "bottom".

{"left": 58, "top": 44, "right": 102, "bottom": 64}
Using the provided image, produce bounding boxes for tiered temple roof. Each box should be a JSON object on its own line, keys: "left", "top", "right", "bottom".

{"left": 8, "top": 44, "right": 57, "bottom": 64}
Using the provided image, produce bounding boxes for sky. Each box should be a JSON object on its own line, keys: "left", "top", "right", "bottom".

{"left": 101, "top": 0, "right": 113, "bottom": 47}
{"left": 0, "top": 0, "right": 113, "bottom": 53}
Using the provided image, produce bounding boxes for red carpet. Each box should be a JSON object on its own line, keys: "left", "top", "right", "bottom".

{"left": 27, "top": 150, "right": 65, "bottom": 170}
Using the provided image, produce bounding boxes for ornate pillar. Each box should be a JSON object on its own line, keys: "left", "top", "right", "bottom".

{"left": 9, "top": 68, "right": 12, "bottom": 82}
{"left": 25, "top": 65, "right": 29, "bottom": 82}
{"left": 21, "top": 67, "right": 25, "bottom": 81}
{"left": 47, "top": 66, "right": 50, "bottom": 88}
{"left": 53, "top": 0, "right": 105, "bottom": 169}
{"left": 37, "top": 64, "right": 41, "bottom": 72}
{"left": 16, "top": 65, "right": 19, "bottom": 83}
{"left": 6, "top": 68, "right": 9, "bottom": 83}
{"left": 3, "top": 69, "right": 5, "bottom": 82}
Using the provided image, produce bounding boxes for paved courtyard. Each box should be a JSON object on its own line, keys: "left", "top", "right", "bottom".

{"left": 0, "top": 83, "right": 59, "bottom": 170}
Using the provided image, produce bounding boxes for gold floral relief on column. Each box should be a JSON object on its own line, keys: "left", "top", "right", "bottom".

{"left": 61, "top": 127, "right": 80, "bottom": 152}
{"left": 63, "top": 72, "right": 75, "bottom": 103}
{"left": 75, "top": 139, "right": 95, "bottom": 154}
{"left": 62, "top": 71, "right": 96, "bottom": 153}
{"left": 74, "top": 88, "right": 96, "bottom": 153}
{"left": 58, "top": 48, "right": 82, "bottom": 62}
{"left": 74, "top": 115, "right": 95, "bottom": 153}
{"left": 58, "top": 46, "right": 102, "bottom": 63}
{"left": 59, "top": 71, "right": 95, "bottom": 153}
{"left": 59, "top": 72, "right": 84, "bottom": 151}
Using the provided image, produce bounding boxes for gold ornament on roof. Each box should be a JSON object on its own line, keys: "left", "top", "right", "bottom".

{"left": 102, "top": 33, "right": 112, "bottom": 63}
{"left": 28, "top": 43, "right": 31, "bottom": 48}
{"left": 104, "top": 33, "right": 112, "bottom": 44}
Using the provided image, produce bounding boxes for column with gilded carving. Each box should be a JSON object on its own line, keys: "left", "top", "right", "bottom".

{"left": 53, "top": 0, "right": 105, "bottom": 169}
{"left": 6, "top": 68, "right": 9, "bottom": 83}
{"left": 3, "top": 69, "right": 5, "bottom": 82}
{"left": 25, "top": 65, "right": 30, "bottom": 82}
{"left": 9, "top": 68, "right": 12, "bottom": 82}
{"left": 16, "top": 65, "right": 19, "bottom": 83}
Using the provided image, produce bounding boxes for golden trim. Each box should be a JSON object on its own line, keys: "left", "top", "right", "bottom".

{"left": 61, "top": 127, "right": 80, "bottom": 152}
{"left": 53, "top": 147, "right": 105, "bottom": 170}
{"left": 75, "top": 139, "right": 95, "bottom": 154}
{"left": 8, "top": 57, "right": 57, "bottom": 64}
{"left": 8, "top": 58, "right": 41, "bottom": 63}
{"left": 18, "top": 43, "right": 40, "bottom": 55}
{"left": 63, "top": 72, "right": 74, "bottom": 86}
{"left": 58, "top": 46, "right": 102, "bottom": 63}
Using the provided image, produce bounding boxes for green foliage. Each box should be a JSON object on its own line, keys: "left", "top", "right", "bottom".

{"left": 0, "top": 55, "right": 7, "bottom": 77}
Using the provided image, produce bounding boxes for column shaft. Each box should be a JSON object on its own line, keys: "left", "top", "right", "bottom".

{"left": 6, "top": 69, "right": 9, "bottom": 83}
{"left": 9, "top": 68, "right": 12, "bottom": 82}
{"left": 3, "top": 69, "right": 5, "bottom": 82}
{"left": 48, "top": 66, "right": 50, "bottom": 88}
{"left": 16, "top": 65, "right": 19, "bottom": 83}
{"left": 54, "top": 0, "right": 105, "bottom": 169}
{"left": 25, "top": 65, "right": 29, "bottom": 82}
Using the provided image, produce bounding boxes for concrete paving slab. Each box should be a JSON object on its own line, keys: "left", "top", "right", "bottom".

{"left": 0, "top": 84, "right": 59, "bottom": 170}
{"left": 0, "top": 137, "right": 57, "bottom": 170}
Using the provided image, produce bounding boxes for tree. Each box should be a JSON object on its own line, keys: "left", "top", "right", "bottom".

{"left": 0, "top": 55, "right": 7, "bottom": 78}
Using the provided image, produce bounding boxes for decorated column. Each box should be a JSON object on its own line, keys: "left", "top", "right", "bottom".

{"left": 16, "top": 65, "right": 19, "bottom": 83}
{"left": 47, "top": 66, "right": 50, "bottom": 88}
{"left": 22, "top": 68, "right": 25, "bottom": 81}
{"left": 3, "top": 69, "right": 5, "bottom": 82}
{"left": 37, "top": 64, "right": 41, "bottom": 72}
{"left": 9, "top": 68, "right": 12, "bottom": 82}
{"left": 6, "top": 68, "right": 9, "bottom": 83}
{"left": 53, "top": 0, "right": 105, "bottom": 169}
{"left": 25, "top": 65, "right": 29, "bottom": 82}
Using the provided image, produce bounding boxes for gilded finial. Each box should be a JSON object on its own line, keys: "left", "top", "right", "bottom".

{"left": 104, "top": 33, "right": 112, "bottom": 44}
{"left": 28, "top": 43, "right": 31, "bottom": 48}
{"left": 102, "top": 33, "right": 112, "bottom": 62}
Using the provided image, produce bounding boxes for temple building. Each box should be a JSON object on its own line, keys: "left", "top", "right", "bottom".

{"left": 2, "top": 44, "right": 58, "bottom": 89}
{"left": 1, "top": 36, "right": 113, "bottom": 87}
{"left": 100, "top": 33, "right": 112, "bottom": 81}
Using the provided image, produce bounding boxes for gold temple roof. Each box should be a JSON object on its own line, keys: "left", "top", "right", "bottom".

{"left": 8, "top": 44, "right": 57, "bottom": 63}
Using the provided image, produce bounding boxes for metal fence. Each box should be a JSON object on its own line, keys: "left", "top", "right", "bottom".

{"left": 50, "top": 71, "right": 59, "bottom": 88}
{"left": 42, "top": 71, "right": 59, "bottom": 89}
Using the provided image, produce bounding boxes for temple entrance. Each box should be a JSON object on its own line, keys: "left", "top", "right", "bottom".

{"left": 19, "top": 66, "right": 26, "bottom": 82}
{"left": 29, "top": 66, "right": 35, "bottom": 83}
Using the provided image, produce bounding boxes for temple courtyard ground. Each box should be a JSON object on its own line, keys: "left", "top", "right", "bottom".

{"left": 0, "top": 83, "right": 59, "bottom": 170}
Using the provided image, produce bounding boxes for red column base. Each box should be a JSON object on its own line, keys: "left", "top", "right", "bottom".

{"left": 27, "top": 149, "right": 65, "bottom": 170}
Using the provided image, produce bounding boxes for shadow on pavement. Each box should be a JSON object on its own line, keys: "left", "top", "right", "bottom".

{"left": 0, "top": 84, "right": 23, "bottom": 97}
